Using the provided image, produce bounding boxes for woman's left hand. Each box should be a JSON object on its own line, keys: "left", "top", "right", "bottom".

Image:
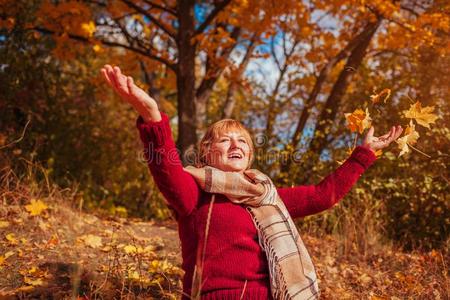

{"left": 362, "top": 125, "right": 403, "bottom": 153}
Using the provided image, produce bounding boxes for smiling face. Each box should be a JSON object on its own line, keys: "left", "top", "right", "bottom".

{"left": 197, "top": 119, "right": 254, "bottom": 173}
{"left": 206, "top": 131, "right": 251, "bottom": 173}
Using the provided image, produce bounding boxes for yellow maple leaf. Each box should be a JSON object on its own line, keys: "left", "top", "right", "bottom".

{"left": 25, "top": 199, "right": 48, "bottom": 216}
{"left": 402, "top": 101, "right": 439, "bottom": 129}
{"left": 344, "top": 107, "right": 372, "bottom": 133}
{"left": 0, "top": 220, "right": 10, "bottom": 228}
{"left": 5, "top": 233, "right": 18, "bottom": 245}
{"left": 395, "top": 120, "right": 420, "bottom": 157}
{"left": 93, "top": 44, "right": 102, "bottom": 52}
{"left": 370, "top": 88, "right": 391, "bottom": 104}
{"left": 82, "top": 234, "right": 102, "bottom": 248}
{"left": 81, "top": 21, "right": 96, "bottom": 37}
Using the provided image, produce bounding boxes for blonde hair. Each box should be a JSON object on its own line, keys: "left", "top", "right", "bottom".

{"left": 195, "top": 119, "right": 255, "bottom": 169}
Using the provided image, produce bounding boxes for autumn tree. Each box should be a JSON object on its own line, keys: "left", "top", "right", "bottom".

{"left": 11, "top": 0, "right": 281, "bottom": 162}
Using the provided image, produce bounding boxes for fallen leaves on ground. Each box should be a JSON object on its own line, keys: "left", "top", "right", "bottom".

{"left": 0, "top": 198, "right": 183, "bottom": 299}
{"left": 0, "top": 196, "right": 447, "bottom": 299}
{"left": 25, "top": 199, "right": 48, "bottom": 216}
{"left": 81, "top": 234, "right": 103, "bottom": 249}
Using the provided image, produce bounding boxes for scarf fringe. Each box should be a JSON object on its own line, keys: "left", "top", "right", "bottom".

{"left": 249, "top": 207, "right": 291, "bottom": 300}
{"left": 248, "top": 205, "right": 320, "bottom": 300}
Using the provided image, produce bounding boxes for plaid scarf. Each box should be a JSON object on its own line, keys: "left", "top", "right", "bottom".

{"left": 184, "top": 165, "right": 320, "bottom": 300}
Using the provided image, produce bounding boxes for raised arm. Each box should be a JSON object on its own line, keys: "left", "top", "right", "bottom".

{"left": 101, "top": 64, "right": 200, "bottom": 218}
{"left": 277, "top": 145, "right": 377, "bottom": 219}
{"left": 136, "top": 112, "right": 201, "bottom": 217}
{"left": 277, "top": 124, "right": 403, "bottom": 219}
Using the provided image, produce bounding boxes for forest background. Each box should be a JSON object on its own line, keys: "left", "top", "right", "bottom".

{"left": 0, "top": 0, "right": 449, "bottom": 298}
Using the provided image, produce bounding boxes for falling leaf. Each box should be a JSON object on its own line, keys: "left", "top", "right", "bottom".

{"left": 25, "top": 199, "right": 48, "bottom": 216}
{"left": 93, "top": 44, "right": 102, "bottom": 52}
{"left": 6, "top": 233, "right": 18, "bottom": 245}
{"left": 81, "top": 21, "right": 96, "bottom": 37}
{"left": 370, "top": 88, "right": 391, "bottom": 104}
{"left": 344, "top": 108, "right": 372, "bottom": 133}
{"left": 82, "top": 234, "right": 103, "bottom": 248}
{"left": 395, "top": 120, "right": 420, "bottom": 157}
{"left": 402, "top": 101, "right": 439, "bottom": 129}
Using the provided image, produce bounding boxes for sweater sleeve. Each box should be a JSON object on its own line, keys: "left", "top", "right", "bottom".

{"left": 276, "top": 145, "right": 377, "bottom": 219}
{"left": 136, "top": 111, "right": 201, "bottom": 217}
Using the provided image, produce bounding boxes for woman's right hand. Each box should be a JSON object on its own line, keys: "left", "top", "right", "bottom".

{"left": 101, "top": 64, "right": 161, "bottom": 122}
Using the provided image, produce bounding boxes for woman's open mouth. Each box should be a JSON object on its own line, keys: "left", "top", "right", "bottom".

{"left": 228, "top": 153, "right": 243, "bottom": 160}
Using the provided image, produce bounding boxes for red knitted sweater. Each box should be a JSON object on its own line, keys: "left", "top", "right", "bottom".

{"left": 136, "top": 112, "right": 377, "bottom": 300}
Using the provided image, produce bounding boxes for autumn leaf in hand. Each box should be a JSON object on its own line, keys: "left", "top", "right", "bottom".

{"left": 370, "top": 88, "right": 391, "bottom": 104}
{"left": 25, "top": 199, "right": 48, "bottom": 216}
{"left": 402, "top": 101, "right": 439, "bottom": 129}
{"left": 395, "top": 120, "right": 420, "bottom": 157}
{"left": 344, "top": 107, "right": 372, "bottom": 133}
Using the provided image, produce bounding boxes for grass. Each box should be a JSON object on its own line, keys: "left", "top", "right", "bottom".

{"left": 0, "top": 164, "right": 448, "bottom": 299}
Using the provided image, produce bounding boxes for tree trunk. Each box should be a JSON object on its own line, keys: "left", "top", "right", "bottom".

{"left": 195, "top": 26, "right": 241, "bottom": 134}
{"left": 221, "top": 34, "right": 256, "bottom": 119}
{"left": 176, "top": 0, "right": 197, "bottom": 165}
{"left": 279, "top": 19, "right": 381, "bottom": 178}
{"left": 308, "top": 19, "right": 381, "bottom": 156}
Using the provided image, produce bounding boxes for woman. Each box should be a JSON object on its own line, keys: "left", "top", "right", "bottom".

{"left": 101, "top": 64, "right": 403, "bottom": 300}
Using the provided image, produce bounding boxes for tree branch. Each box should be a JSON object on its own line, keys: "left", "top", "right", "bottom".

{"left": 142, "top": 0, "right": 177, "bottom": 16}
{"left": 33, "top": 26, "right": 176, "bottom": 71}
{"left": 121, "top": 0, "right": 176, "bottom": 39}
{"left": 195, "top": 0, "right": 232, "bottom": 35}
